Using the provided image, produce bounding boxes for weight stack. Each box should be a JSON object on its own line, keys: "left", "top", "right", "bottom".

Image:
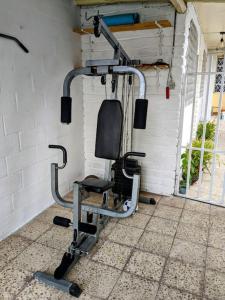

{"left": 111, "top": 158, "right": 141, "bottom": 198}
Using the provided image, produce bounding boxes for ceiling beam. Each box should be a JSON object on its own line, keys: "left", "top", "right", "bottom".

{"left": 75, "top": 0, "right": 168, "bottom": 5}
{"left": 186, "top": 0, "right": 225, "bottom": 2}
{"left": 170, "top": 0, "right": 186, "bottom": 13}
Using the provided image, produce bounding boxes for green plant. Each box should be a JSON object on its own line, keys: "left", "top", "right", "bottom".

{"left": 181, "top": 139, "right": 214, "bottom": 185}
{"left": 196, "top": 121, "right": 216, "bottom": 140}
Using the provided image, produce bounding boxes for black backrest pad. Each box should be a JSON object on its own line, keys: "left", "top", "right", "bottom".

{"left": 95, "top": 100, "right": 123, "bottom": 160}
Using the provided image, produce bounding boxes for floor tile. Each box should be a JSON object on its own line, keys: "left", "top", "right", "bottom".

{"left": 137, "top": 202, "right": 156, "bottom": 215}
{"left": 0, "top": 265, "right": 32, "bottom": 300}
{"left": 12, "top": 242, "right": 60, "bottom": 272}
{"left": 68, "top": 259, "right": 121, "bottom": 299}
{"left": 210, "top": 205, "right": 225, "bottom": 217}
{"left": 137, "top": 231, "right": 173, "bottom": 257}
{"left": 140, "top": 192, "right": 161, "bottom": 203}
{"left": 0, "top": 235, "right": 31, "bottom": 262}
{"left": 15, "top": 219, "right": 52, "bottom": 241}
{"left": 125, "top": 249, "right": 165, "bottom": 281}
{"left": 58, "top": 292, "right": 100, "bottom": 300}
{"left": 108, "top": 272, "right": 159, "bottom": 300}
{"left": 162, "top": 259, "right": 204, "bottom": 296}
{"left": 87, "top": 239, "right": 105, "bottom": 259}
{"left": 153, "top": 204, "right": 182, "bottom": 221}
{"left": 36, "top": 226, "right": 72, "bottom": 250}
{"left": 15, "top": 279, "right": 61, "bottom": 300}
{"left": 170, "top": 239, "right": 206, "bottom": 267}
{"left": 208, "top": 228, "right": 225, "bottom": 250}
{"left": 35, "top": 206, "right": 72, "bottom": 224}
{"left": 176, "top": 222, "right": 208, "bottom": 245}
{"left": 206, "top": 246, "right": 225, "bottom": 272}
{"left": 0, "top": 257, "right": 7, "bottom": 269}
{"left": 185, "top": 200, "right": 210, "bottom": 214}
{"left": 210, "top": 215, "right": 225, "bottom": 231}
{"left": 99, "top": 221, "right": 115, "bottom": 239}
{"left": 156, "top": 284, "right": 201, "bottom": 300}
{"left": 205, "top": 269, "right": 225, "bottom": 299}
{"left": 92, "top": 240, "right": 131, "bottom": 270}
{"left": 118, "top": 212, "right": 151, "bottom": 229}
{"left": 146, "top": 216, "right": 178, "bottom": 237}
{"left": 159, "top": 196, "right": 185, "bottom": 209}
{"left": 108, "top": 223, "right": 143, "bottom": 247}
{"left": 181, "top": 210, "right": 209, "bottom": 229}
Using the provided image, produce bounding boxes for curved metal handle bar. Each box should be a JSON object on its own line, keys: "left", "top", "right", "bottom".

{"left": 49, "top": 145, "right": 67, "bottom": 169}
{"left": 51, "top": 164, "right": 73, "bottom": 209}
{"left": 63, "top": 66, "right": 146, "bottom": 99}
{"left": 63, "top": 67, "right": 92, "bottom": 97}
{"left": 0, "top": 33, "right": 29, "bottom": 53}
{"left": 81, "top": 174, "right": 140, "bottom": 218}
{"left": 112, "top": 66, "right": 146, "bottom": 99}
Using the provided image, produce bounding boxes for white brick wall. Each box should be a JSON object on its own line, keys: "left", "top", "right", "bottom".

{"left": 80, "top": 3, "right": 206, "bottom": 196}
{"left": 81, "top": 3, "right": 183, "bottom": 195}
{"left": 0, "top": 0, "right": 83, "bottom": 240}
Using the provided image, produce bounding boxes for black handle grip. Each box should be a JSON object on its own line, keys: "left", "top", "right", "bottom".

{"left": 122, "top": 152, "right": 146, "bottom": 169}
{"left": 123, "top": 152, "right": 146, "bottom": 160}
{"left": 49, "top": 145, "right": 67, "bottom": 166}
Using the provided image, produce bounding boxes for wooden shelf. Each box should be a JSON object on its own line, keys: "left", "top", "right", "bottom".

{"left": 138, "top": 64, "right": 169, "bottom": 71}
{"left": 74, "top": 20, "right": 172, "bottom": 35}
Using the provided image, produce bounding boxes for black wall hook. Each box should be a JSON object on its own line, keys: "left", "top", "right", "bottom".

{"left": 0, "top": 33, "right": 29, "bottom": 53}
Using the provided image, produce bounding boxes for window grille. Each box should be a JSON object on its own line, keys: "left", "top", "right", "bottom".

{"left": 214, "top": 57, "right": 225, "bottom": 92}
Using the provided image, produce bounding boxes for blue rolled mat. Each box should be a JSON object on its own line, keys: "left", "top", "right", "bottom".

{"left": 102, "top": 13, "right": 140, "bottom": 27}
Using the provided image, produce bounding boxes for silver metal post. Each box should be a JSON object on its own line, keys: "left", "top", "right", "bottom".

{"left": 197, "top": 54, "right": 213, "bottom": 198}
{"left": 51, "top": 163, "right": 73, "bottom": 209}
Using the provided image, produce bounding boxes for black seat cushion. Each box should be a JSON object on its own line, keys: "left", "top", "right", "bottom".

{"left": 77, "top": 178, "right": 114, "bottom": 193}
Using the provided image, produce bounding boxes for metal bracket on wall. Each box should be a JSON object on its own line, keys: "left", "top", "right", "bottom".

{"left": 0, "top": 33, "right": 29, "bottom": 53}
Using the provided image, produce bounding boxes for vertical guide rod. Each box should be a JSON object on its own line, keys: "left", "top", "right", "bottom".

{"left": 209, "top": 51, "right": 225, "bottom": 204}
{"left": 197, "top": 54, "right": 213, "bottom": 199}
{"left": 186, "top": 55, "right": 199, "bottom": 193}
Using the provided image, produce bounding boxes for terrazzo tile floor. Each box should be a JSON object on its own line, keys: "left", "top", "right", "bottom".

{"left": 1, "top": 194, "right": 225, "bottom": 299}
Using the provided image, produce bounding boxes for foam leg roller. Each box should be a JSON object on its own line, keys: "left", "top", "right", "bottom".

{"left": 134, "top": 99, "right": 148, "bottom": 129}
{"left": 61, "top": 97, "right": 72, "bottom": 124}
{"left": 53, "top": 216, "right": 71, "bottom": 227}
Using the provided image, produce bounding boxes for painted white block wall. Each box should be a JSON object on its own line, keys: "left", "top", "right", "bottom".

{"left": 0, "top": 0, "right": 83, "bottom": 239}
{"left": 80, "top": 3, "right": 181, "bottom": 195}
{"left": 80, "top": 3, "right": 207, "bottom": 196}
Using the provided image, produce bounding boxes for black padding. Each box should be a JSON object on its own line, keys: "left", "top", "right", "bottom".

{"left": 69, "top": 283, "right": 82, "bottom": 298}
{"left": 78, "top": 178, "right": 114, "bottom": 193}
{"left": 95, "top": 100, "right": 123, "bottom": 160}
{"left": 133, "top": 99, "right": 148, "bottom": 129}
{"left": 53, "top": 216, "right": 71, "bottom": 227}
{"left": 61, "top": 96, "right": 72, "bottom": 124}
{"left": 54, "top": 252, "right": 74, "bottom": 279}
{"left": 79, "top": 222, "right": 97, "bottom": 235}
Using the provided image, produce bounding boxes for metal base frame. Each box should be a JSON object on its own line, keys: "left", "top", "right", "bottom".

{"left": 35, "top": 168, "right": 141, "bottom": 298}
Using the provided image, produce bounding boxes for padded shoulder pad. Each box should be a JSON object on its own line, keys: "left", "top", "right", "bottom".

{"left": 95, "top": 100, "right": 123, "bottom": 160}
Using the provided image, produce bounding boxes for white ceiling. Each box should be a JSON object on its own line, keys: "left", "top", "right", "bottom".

{"left": 193, "top": 2, "right": 225, "bottom": 49}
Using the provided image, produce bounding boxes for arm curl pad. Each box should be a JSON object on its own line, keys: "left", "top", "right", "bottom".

{"left": 61, "top": 97, "right": 72, "bottom": 124}
{"left": 133, "top": 99, "right": 148, "bottom": 129}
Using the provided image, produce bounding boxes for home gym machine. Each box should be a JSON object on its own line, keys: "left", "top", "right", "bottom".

{"left": 35, "top": 15, "right": 152, "bottom": 297}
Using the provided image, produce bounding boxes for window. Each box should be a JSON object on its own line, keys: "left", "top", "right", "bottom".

{"left": 214, "top": 57, "right": 225, "bottom": 92}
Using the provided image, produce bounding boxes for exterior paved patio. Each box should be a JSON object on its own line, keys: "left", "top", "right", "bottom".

{"left": 1, "top": 194, "right": 225, "bottom": 299}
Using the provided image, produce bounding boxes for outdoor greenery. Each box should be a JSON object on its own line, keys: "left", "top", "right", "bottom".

{"left": 180, "top": 121, "right": 216, "bottom": 191}
{"left": 196, "top": 121, "right": 216, "bottom": 140}
{"left": 181, "top": 139, "right": 214, "bottom": 186}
